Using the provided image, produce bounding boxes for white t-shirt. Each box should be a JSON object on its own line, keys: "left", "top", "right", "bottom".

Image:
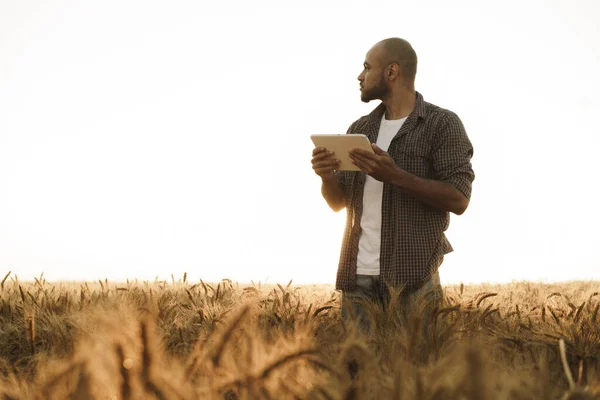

{"left": 356, "top": 114, "right": 407, "bottom": 276}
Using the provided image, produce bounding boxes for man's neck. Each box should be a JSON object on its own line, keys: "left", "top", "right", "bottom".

{"left": 382, "top": 90, "right": 416, "bottom": 120}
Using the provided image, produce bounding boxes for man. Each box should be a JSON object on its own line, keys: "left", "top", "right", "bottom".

{"left": 311, "top": 38, "right": 475, "bottom": 329}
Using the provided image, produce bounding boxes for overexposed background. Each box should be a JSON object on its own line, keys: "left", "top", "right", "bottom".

{"left": 1, "top": 0, "right": 599, "bottom": 285}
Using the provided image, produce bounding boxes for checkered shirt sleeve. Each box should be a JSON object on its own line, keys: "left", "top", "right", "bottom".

{"left": 431, "top": 111, "right": 474, "bottom": 199}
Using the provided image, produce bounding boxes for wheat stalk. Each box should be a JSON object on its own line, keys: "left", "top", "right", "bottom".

{"left": 140, "top": 320, "right": 167, "bottom": 400}
{"left": 40, "top": 362, "right": 81, "bottom": 399}
{"left": 475, "top": 292, "right": 498, "bottom": 307}
{"left": 72, "top": 362, "right": 93, "bottom": 400}
{"left": 258, "top": 348, "right": 317, "bottom": 380}
{"left": 28, "top": 311, "right": 36, "bottom": 356}
{"left": 210, "top": 305, "right": 250, "bottom": 367}
{"left": 115, "top": 344, "right": 131, "bottom": 400}
{"left": 559, "top": 339, "right": 575, "bottom": 390}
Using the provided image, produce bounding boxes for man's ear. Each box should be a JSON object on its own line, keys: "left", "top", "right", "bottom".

{"left": 388, "top": 63, "right": 399, "bottom": 79}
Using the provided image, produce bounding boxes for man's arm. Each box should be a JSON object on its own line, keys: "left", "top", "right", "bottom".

{"left": 390, "top": 171, "right": 469, "bottom": 215}
{"left": 321, "top": 175, "right": 346, "bottom": 212}
{"left": 350, "top": 145, "right": 468, "bottom": 214}
{"left": 311, "top": 147, "right": 346, "bottom": 212}
{"left": 349, "top": 112, "right": 474, "bottom": 215}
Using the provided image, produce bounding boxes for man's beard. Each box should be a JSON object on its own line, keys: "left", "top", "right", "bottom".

{"left": 361, "top": 76, "right": 389, "bottom": 102}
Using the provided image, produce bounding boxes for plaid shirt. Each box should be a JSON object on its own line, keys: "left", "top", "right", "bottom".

{"left": 334, "top": 92, "right": 475, "bottom": 292}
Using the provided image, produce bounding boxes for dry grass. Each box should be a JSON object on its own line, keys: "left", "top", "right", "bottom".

{"left": 0, "top": 272, "right": 599, "bottom": 399}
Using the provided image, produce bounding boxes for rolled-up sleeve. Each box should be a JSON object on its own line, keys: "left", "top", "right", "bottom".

{"left": 431, "top": 111, "right": 475, "bottom": 199}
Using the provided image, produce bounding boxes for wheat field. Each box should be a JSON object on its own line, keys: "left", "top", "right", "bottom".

{"left": 0, "top": 271, "right": 599, "bottom": 400}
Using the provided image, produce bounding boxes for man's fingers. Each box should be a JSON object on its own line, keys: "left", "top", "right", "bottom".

{"left": 312, "top": 149, "right": 333, "bottom": 160}
{"left": 314, "top": 163, "right": 339, "bottom": 176}
{"left": 350, "top": 147, "right": 378, "bottom": 159}
{"left": 314, "top": 167, "right": 336, "bottom": 176}
{"left": 312, "top": 151, "right": 337, "bottom": 164}
{"left": 349, "top": 152, "right": 377, "bottom": 169}
{"left": 312, "top": 147, "right": 329, "bottom": 156}
{"left": 313, "top": 159, "right": 340, "bottom": 170}
{"left": 371, "top": 143, "right": 387, "bottom": 155}
{"left": 349, "top": 157, "right": 371, "bottom": 174}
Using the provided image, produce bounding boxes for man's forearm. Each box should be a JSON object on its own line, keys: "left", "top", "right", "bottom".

{"left": 321, "top": 176, "right": 346, "bottom": 212}
{"left": 390, "top": 170, "right": 469, "bottom": 215}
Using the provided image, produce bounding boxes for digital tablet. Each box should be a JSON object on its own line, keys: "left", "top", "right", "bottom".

{"left": 310, "top": 134, "right": 374, "bottom": 171}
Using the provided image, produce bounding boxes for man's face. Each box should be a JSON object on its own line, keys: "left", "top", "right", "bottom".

{"left": 357, "top": 46, "right": 389, "bottom": 103}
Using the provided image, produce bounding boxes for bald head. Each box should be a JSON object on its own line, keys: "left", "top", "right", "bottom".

{"left": 374, "top": 38, "right": 418, "bottom": 88}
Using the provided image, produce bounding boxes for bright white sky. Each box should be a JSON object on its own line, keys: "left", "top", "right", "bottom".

{"left": 1, "top": 0, "right": 599, "bottom": 285}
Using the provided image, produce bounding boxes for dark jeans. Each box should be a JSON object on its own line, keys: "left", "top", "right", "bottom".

{"left": 341, "top": 270, "right": 443, "bottom": 334}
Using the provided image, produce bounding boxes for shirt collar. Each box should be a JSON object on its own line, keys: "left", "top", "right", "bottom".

{"left": 366, "top": 91, "right": 427, "bottom": 122}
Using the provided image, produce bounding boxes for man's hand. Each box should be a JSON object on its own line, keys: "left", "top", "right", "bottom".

{"left": 349, "top": 143, "right": 403, "bottom": 182}
{"left": 311, "top": 147, "right": 340, "bottom": 181}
